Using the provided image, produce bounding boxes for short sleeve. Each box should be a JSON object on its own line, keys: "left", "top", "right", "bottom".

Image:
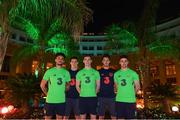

{"left": 76, "top": 71, "right": 81, "bottom": 81}
{"left": 114, "top": 72, "right": 118, "bottom": 83}
{"left": 95, "top": 71, "right": 100, "bottom": 81}
{"left": 43, "top": 70, "right": 50, "bottom": 81}
{"left": 65, "top": 71, "right": 71, "bottom": 82}
{"left": 133, "top": 71, "right": 139, "bottom": 81}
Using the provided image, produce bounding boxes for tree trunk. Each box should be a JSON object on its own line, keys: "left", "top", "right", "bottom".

{"left": 0, "top": 32, "right": 9, "bottom": 71}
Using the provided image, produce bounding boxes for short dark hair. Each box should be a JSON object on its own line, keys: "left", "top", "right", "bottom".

{"left": 102, "top": 54, "right": 110, "bottom": 60}
{"left": 70, "top": 56, "right": 78, "bottom": 61}
{"left": 119, "top": 55, "right": 128, "bottom": 60}
{"left": 55, "top": 53, "right": 66, "bottom": 58}
{"left": 83, "top": 54, "right": 92, "bottom": 59}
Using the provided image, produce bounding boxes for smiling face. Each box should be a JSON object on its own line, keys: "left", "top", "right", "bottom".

{"left": 83, "top": 56, "right": 92, "bottom": 67}
{"left": 119, "top": 58, "right": 129, "bottom": 69}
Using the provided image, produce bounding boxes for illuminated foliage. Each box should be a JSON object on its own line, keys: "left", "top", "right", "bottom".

{"left": 106, "top": 24, "right": 138, "bottom": 54}
{"left": 8, "top": 0, "right": 90, "bottom": 75}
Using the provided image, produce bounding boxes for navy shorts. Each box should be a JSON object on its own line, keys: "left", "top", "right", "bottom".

{"left": 65, "top": 98, "right": 80, "bottom": 116}
{"left": 44, "top": 103, "right": 66, "bottom": 116}
{"left": 98, "top": 97, "right": 116, "bottom": 116}
{"left": 116, "top": 102, "right": 136, "bottom": 119}
{"left": 79, "top": 97, "right": 97, "bottom": 115}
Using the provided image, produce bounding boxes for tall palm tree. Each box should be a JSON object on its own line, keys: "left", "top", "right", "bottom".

{"left": 0, "top": 0, "right": 92, "bottom": 71}
{"left": 0, "top": 0, "right": 19, "bottom": 71}
{"left": 106, "top": 24, "right": 179, "bottom": 108}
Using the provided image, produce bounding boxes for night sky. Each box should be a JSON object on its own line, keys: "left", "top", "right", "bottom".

{"left": 85, "top": 0, "right": 180, "bottom": 33}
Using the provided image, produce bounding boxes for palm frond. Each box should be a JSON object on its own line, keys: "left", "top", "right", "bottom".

{"left": 5, "top": 73, "right": 41, "bottom": 105}
{"left": 106, "top": 24, "right": 138, "bottom": 54}
{"left": 148, "top": 38, "right": 180, "bottom": 59}
{"left": 11, "top": 16, "right": 40, "bottom": 40}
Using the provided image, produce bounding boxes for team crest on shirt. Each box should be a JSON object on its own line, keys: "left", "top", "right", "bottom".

{"left": 127, "top": 74, "right": 131, "bottom": 78}
{"left": 82, "top": 73, "right": 86, "bottom": 76}
{"left": 109, "top": 73, "right": 113, "bottom": 77}
{"left": 53, "top": 74, "right": 56, "bottom": 76}
{"left": 118, "top": 75, "right": 121, "bottom": 78}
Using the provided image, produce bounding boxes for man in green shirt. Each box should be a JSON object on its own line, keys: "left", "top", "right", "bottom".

{"left": 76, "top": 55, "right": 100, "bottom": 119}
{"left": 40, "top": 53, "right": 70, "bottom": 120}
{"left": 114, "top": 55, "right": 140, "bottom": 119}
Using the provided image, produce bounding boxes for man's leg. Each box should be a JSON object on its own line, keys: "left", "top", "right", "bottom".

{"left": 90, "top": 114, "right": 96, "bottom": 120}
{"left": 108, "top": 98, "right": 116, "bottom": 120}
{"left": 45, "top": 116, "right": 52, "bottom": 120}
{"left": 116, "top": 102, "right": 125, "bottom": 119}
{"left": 73, "top": 98, "right": 80, "bottom": 119}
{"left": 80, "top": 114, "right": 86, "bottom": 120}
{"left": 89, "top": 97, "right": 97, "bottom": 120}
{"left": 56, "top": 114, "right": 63, "bottom": 120}
{"left": 79, "top": 97, "right": 87, "bottom": 119}
{"left": 56, "top": 103, "right": 66, "bottom": 120}
{"left": 98, "top": 97, "right": 105, "bottom": 120}
{"left": 125, "top": 103, "right": 136, "bottom": 119}
{"left": 44, "top": 103, "right": 55, "bottom": 120}
{"left": 64, "top": 98, "right": 72, "bottom": 119}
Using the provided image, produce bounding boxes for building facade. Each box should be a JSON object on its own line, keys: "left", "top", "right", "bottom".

{"left": 0, "top": 17, "right": 180, "bottom": 88}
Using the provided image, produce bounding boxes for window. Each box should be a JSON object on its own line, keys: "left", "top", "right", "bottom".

{"left": 97, "top": 46, "right": 103, "bottom": 50}
{"left": 82, "top": 46, "right": 88, "bottom": 50}
{"left": 165, "top": 64, "right": 176, "bottom": 76}
{"left": 166, "top": 77, "right": 176, "bottom": 85}
{"left": 0, "top": 75, "right": 8, "bottom": 80}
{"left": 27, "top": 38, "right": 33, "bottom": 43}
{"left": 150, "top": 66, "right": 159, "bottom": 77}
{"left": 11, "top": 33, "right": 16, "bottom": 39}
{"left": 1, "top": 56, "right": 10, "bottom": 72}
{"left": 19, "top": 36, "right": 26, "bottom": 42}
{"left": 89, "top": 46, "right": 94, "bottom": 50}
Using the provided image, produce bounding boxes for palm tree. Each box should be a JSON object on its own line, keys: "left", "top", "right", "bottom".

{"left": 0, "top": 0, "right": 92, "bottom": 71}
{"left": 4, "top": 73, "right": 41, "bottom": 115}
{"left": 0, "top": 0, "right": 19, "bottom": 71}
{"left": 106, "top": 0, "right": 180, "bottom": 108}
{"left": 105, "top": 24, "right": 138, "bottom": 55}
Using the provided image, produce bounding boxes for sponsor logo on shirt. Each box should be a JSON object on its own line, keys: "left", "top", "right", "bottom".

{"left": 109, "top": 73, "right": 113, "bottom": 77}
{"left": 70, "top": 78, "right": 76, "bottom": 86}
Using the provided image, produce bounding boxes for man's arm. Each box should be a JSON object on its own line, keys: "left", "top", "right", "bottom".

{"left": 66, "top": 82, "right": 70, "bottom": 91}
{"left": 96, "top": 80, "right": 100, "bottom": 94}
{"left": 40, "top": 79, "right": 48, "bottom": 96}
{"left": 76, "top": 80, "right": 81, "bottom": 94}
{"left": 134, "top": 80, "right": 140, "bottom": 93}
{"left": 114, "top": 82, "right": 118, "bottom": 93}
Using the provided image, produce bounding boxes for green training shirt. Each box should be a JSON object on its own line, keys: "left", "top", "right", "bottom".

{"left": 76, "top": 68, "right": 100, "bottom": 97}
{"left": 114, "top": 68, "right": 139, "bottom": 103}
{"left": 43, "top": 67, "right": 70, "bottom": 103}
